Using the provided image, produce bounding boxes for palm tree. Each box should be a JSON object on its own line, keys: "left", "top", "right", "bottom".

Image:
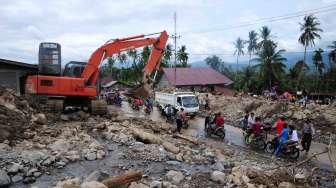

{"left": 117, "top": 53, "right": 128, "bottom": 65}
{"left": 247, "top": 30, "right": 258, "bottom": 66}
{"left": 328, "top": 41, "right": 336, "bottom": 70}
{"left": 107, "top": 56, "right": 116, "bottom": 78}
{"left": 313, "top": 48, "right": 325, "bottom": 77}
{"left": 298, "top": 15, "right": 323, "bottom": 64}
{"left": 163, "top": 44, "right": 173, "bottom": 67}
{"left": 253, "top": 40, "right": 286, "bottom": 90}
{"left": 177, "top": 45, "right": 188, "bottom": 67}
{"left": 233, "top": 37, "right": 245, "bottom": 76}
{"left": 258, "top": 26, "right": 272, "bottom": 49}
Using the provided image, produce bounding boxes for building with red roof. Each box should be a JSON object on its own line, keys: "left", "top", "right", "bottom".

{"left": 157, "top": 67, "right": 233, "bottom": 91}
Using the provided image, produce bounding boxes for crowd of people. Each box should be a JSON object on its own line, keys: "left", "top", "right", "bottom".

{"left": 242, "top": 111, "right": 315, "bottom": 157}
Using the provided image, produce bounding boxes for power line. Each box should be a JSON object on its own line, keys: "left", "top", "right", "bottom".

{"left": 189, "top": 50, "right": 333, "bottom": 57}
{"left": 180, "top": 4, "right": 336, "bottom": 34}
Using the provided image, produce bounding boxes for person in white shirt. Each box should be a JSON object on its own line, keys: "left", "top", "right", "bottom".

{"left": 285, "top": 125, "right": 299, "bottom": 146}
{"left": 247, "top": 112, "right": 255, "bottom": 129}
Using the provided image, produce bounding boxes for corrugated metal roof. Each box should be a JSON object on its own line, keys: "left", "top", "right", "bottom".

{"left": 162, "top": 67, "right": 233, "bottom": 86}
{"left": 0, "top": 58, "right": 37, "bottom": 69}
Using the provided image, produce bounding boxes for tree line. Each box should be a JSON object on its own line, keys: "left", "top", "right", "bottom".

{"left": 206, "top": 15, "right": 336, "bottom": 94}
{"left": 100, "top": 44, "right": 189, "bottom": 84}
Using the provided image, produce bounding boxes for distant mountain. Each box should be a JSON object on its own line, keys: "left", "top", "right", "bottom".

{"left": 190, "top": 51, "right": 332, "bottom": 72}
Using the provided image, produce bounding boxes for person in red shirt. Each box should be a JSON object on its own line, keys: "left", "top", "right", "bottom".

{"left": 215, "top": 112, "right": 225, "bottom": 127}
{"left": 252, "top": 117, "right": 262, "bottom": 136}
{"left": 273, "top": 117, "right": 286, "bottom": 136}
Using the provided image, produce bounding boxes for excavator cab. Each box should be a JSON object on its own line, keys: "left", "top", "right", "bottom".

{"left": 38, "top": 42, "right": 62, "bottom": 76}
{"left": 63, "top": 61, "right": 87, "bottom": 78}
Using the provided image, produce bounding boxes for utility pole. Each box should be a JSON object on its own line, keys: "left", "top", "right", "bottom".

{"left": 170, "top": 12, "right": 181, "bottom": 87}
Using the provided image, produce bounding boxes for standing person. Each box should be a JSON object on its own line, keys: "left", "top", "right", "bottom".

{"left": 241, "top": 112, "right": 249, "bottom": 131}
{"left": 176, "top": 108, "right": 184, "bottom": 134}
{"left": 248, "top": 112, "right": 255, "bottom": 129}
{"left": 204, "top": 94, "right": 210, "bottom": 110}
{"left": 301, "top": 119, "right": 315, "bottom": 154}
{"left": 275, "top": 123, "right": 289, "bottom": 157}
{"left": 204, "top": 109, "right": 211, "bottom": 130}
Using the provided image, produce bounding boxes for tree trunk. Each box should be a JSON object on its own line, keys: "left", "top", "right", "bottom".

{"left": 249, "top": 53, "right": 251, "bottom": 66}
{"left": 236, "top": 55, "right": 239, "bottom": 82}
{"left": 102, "top": 171, "right": 143, "bottom": 188}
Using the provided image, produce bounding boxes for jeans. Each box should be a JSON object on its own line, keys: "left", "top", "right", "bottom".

{"left": 301, "top": 133, "right": 312, "bottom": 152}
{"left": 275, "top": 139, "right": 285, "bottom": 157}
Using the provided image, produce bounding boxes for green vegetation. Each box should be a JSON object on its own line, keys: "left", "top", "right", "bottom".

{"left": 100, "top": 44, "right": 189, "bottom": 84}
{"left": 206, "top": 15, "right": 336, "bottom": 94}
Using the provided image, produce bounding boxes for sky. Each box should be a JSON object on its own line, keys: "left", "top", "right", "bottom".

{"left": 1, "top": 0, "right": 336, "bottom": 65}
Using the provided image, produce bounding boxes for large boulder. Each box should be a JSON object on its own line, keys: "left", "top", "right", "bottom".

{"left": 0, "top": 170, "right": 10, "bottom": 187}
{"left": 34, "top": 113, "right": 47, "bottom": 124}
{"left": 128, "top": 182, "right": 149, "bottom": 188}
{"left": 48, "top": 139, "right": 71, "bottom": 152}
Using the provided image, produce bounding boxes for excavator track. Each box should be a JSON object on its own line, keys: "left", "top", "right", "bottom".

{"left": 91, "top": 100, "right": 107, "bottom": 115}
{"left": 46, "top": 99, "right": 64, "bottom": 112}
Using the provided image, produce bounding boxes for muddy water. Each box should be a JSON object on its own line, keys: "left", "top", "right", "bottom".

{"left": 114, "top": 102, "right": 333, "bottom": 171}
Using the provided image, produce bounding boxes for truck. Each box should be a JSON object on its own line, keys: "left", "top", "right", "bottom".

{"left": 155, "top": 92, "right": 199, "bottom": 116}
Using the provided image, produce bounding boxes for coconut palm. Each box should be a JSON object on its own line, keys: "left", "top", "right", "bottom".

{"left": 163, "top": 44, "right": 173, "bottom": 67}
{"left": 312, "top": 48, "right": 325, "bottom": 76}
{"left": 247, "top": 30, "right": 258, "bottom": 66}
{"left": 233, "top": 37, "right": 245, "bottom": 76}
{"left": 257, "top": 26, "right": 272, "bottom": 49}
{"left": 177, "top": 45, "right": 188, "bottom": 67}
{"left": 253, "top": 40, "right": 286, "bottom": 90}
{"left": 298, "top": 15, "right": 323, "bottom": 64}
{"left": 328, "top": 41, "right": 336, "bottom": 70}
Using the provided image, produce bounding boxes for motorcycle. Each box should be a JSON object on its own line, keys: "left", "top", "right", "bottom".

{"left": 205, "top": 123, "right": 226, "bottom": 140}
{"left": 244, "top": 129, "right": 266, "bottom": 150}
{"left": 144, "top": 105, "right": 152, "bottom": 114}
{"left": 265, "top": 138, "right": 300, "bottom": 160}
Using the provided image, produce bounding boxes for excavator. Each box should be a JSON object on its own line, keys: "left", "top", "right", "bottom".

{"left": 25, "top": 31, "right": 169, "bottom": 114}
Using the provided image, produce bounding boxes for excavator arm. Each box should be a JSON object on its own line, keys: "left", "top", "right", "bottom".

{"left": 81, "top": 31, "right": 169, "bottom": 86}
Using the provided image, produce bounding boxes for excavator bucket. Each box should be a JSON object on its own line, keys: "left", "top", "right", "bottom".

{"left": 124, "top": 85, "right": 150, "bottom": 99}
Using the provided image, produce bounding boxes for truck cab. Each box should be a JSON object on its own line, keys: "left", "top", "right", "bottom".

{"left": 155, "top": 92, "right": 199, "bottom": 116}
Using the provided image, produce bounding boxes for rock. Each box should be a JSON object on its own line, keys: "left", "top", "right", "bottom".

{"left": 294, "top": 173, "right": 306, "bottom": 182}
{"left": 11, "top": 175, "right": 23, "bottom": 183}
{"left": 165, "top": 170, "right": 184, "bottom": 184}
{"left": 49, "top": 139, "right": 70, "bottom": 152}
{"left": 81, "top": 181, "right": 107, "bottom": 188}
{"left": 23, "top": 176, "right": 36, "bottom": 184}
{"left": 96, "top": 150, "right": 106, "bottom": 159}
{"left": 60, "top": 114, "right": 70, "bottom": 121}
{"left": 0, "top": 143, "right": 11, "bottom": 151}
{"left": 88, "top": 117, "right": 97, "bottom": 124}
{"left": 56, "top": 178, "right": 80, "bottom": 188}
{"left": 85, "top": 151, "right": 97, "bottom": 161}
{"left": 55, "top": 161, "right": 66, "bottom": 168}
{"left": 210, "top": 171, "right": 227, "bottom": 184}
{"left": 149, "top": 181, "right": 162, "bottom": 188}
{"left": 8, "top": 163, "right": 23, "bottom": 175}
{"left": 129, "top": 182, "right": 149, "bottom": 188}
{"left": 34, "top": 113, "right": 47, "bottom": 124}
{"left": 0, "top": 170, "right": 10, "bottom": 187}
{"left": 166, "top": 161, "right": 180, "bottom": 166}
{"left": 21, "top": 150, "right": 47, "bottom": 164}
{"left": 84, "top": 171, "right": 109, "bottom": 182}
{"left": 278, "top": 182, "right": 295, "bottom": 188}
{"left": 42, "top": 156, "right": 56, "bottom": 166}
{"left": 33, "top": 172, "right": 42, "bottom": 177}
{"left": 26, "top": 168, "right": 38, "bottom": 177}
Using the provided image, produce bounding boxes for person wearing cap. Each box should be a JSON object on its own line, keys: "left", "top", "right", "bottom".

{"left": 301, "top": 119, "right": 315, "bottom": 154}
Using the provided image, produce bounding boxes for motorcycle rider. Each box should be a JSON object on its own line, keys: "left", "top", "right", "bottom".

{"left": 214, "top": 112, "right": 225, "bottom": 128}
{"left": 275, "top": 123, "right": 289, "bottom": 157}
{"left": 283, "top": 125, "right": 299, "bottom": 152}
{"left": 248, "top": 116, "right": 262, "bottom": 144}
{"left": 247, "top": 112, "right": 255, "bottom": 129}
{"left": 273, "top": 116, "right": 286, "bottom": 137}
{"left": 241, "top": 112, "right": 249, "bottom": 131}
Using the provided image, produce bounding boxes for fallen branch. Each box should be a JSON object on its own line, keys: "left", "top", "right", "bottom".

{"left": 173, "top": 134, "right": 199, "bottom": 145}
{"left": 102, "top": 170, "right": 142, "bottom": 188}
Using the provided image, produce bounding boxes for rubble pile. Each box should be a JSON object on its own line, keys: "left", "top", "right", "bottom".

{"left": 208, "top": 94, "right": 336, "bottom": 135}
{"left": 0, "top": 86, "right": 44, "bottom": 142}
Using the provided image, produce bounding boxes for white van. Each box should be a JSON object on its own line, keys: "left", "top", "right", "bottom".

{"left": 155, "top": 92, "right": 199, "bottom": 116}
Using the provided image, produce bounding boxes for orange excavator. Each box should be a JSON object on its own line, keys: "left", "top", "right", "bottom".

{"left": 26, "top": 31, "right": 168, "bottom": 114}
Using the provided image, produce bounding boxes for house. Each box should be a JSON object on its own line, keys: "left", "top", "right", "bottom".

{"left": 0, "top": 58, "right": 38, "bottom": 94}
{"left": 157, "top": 67, "right": 233, "bottom": 92}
